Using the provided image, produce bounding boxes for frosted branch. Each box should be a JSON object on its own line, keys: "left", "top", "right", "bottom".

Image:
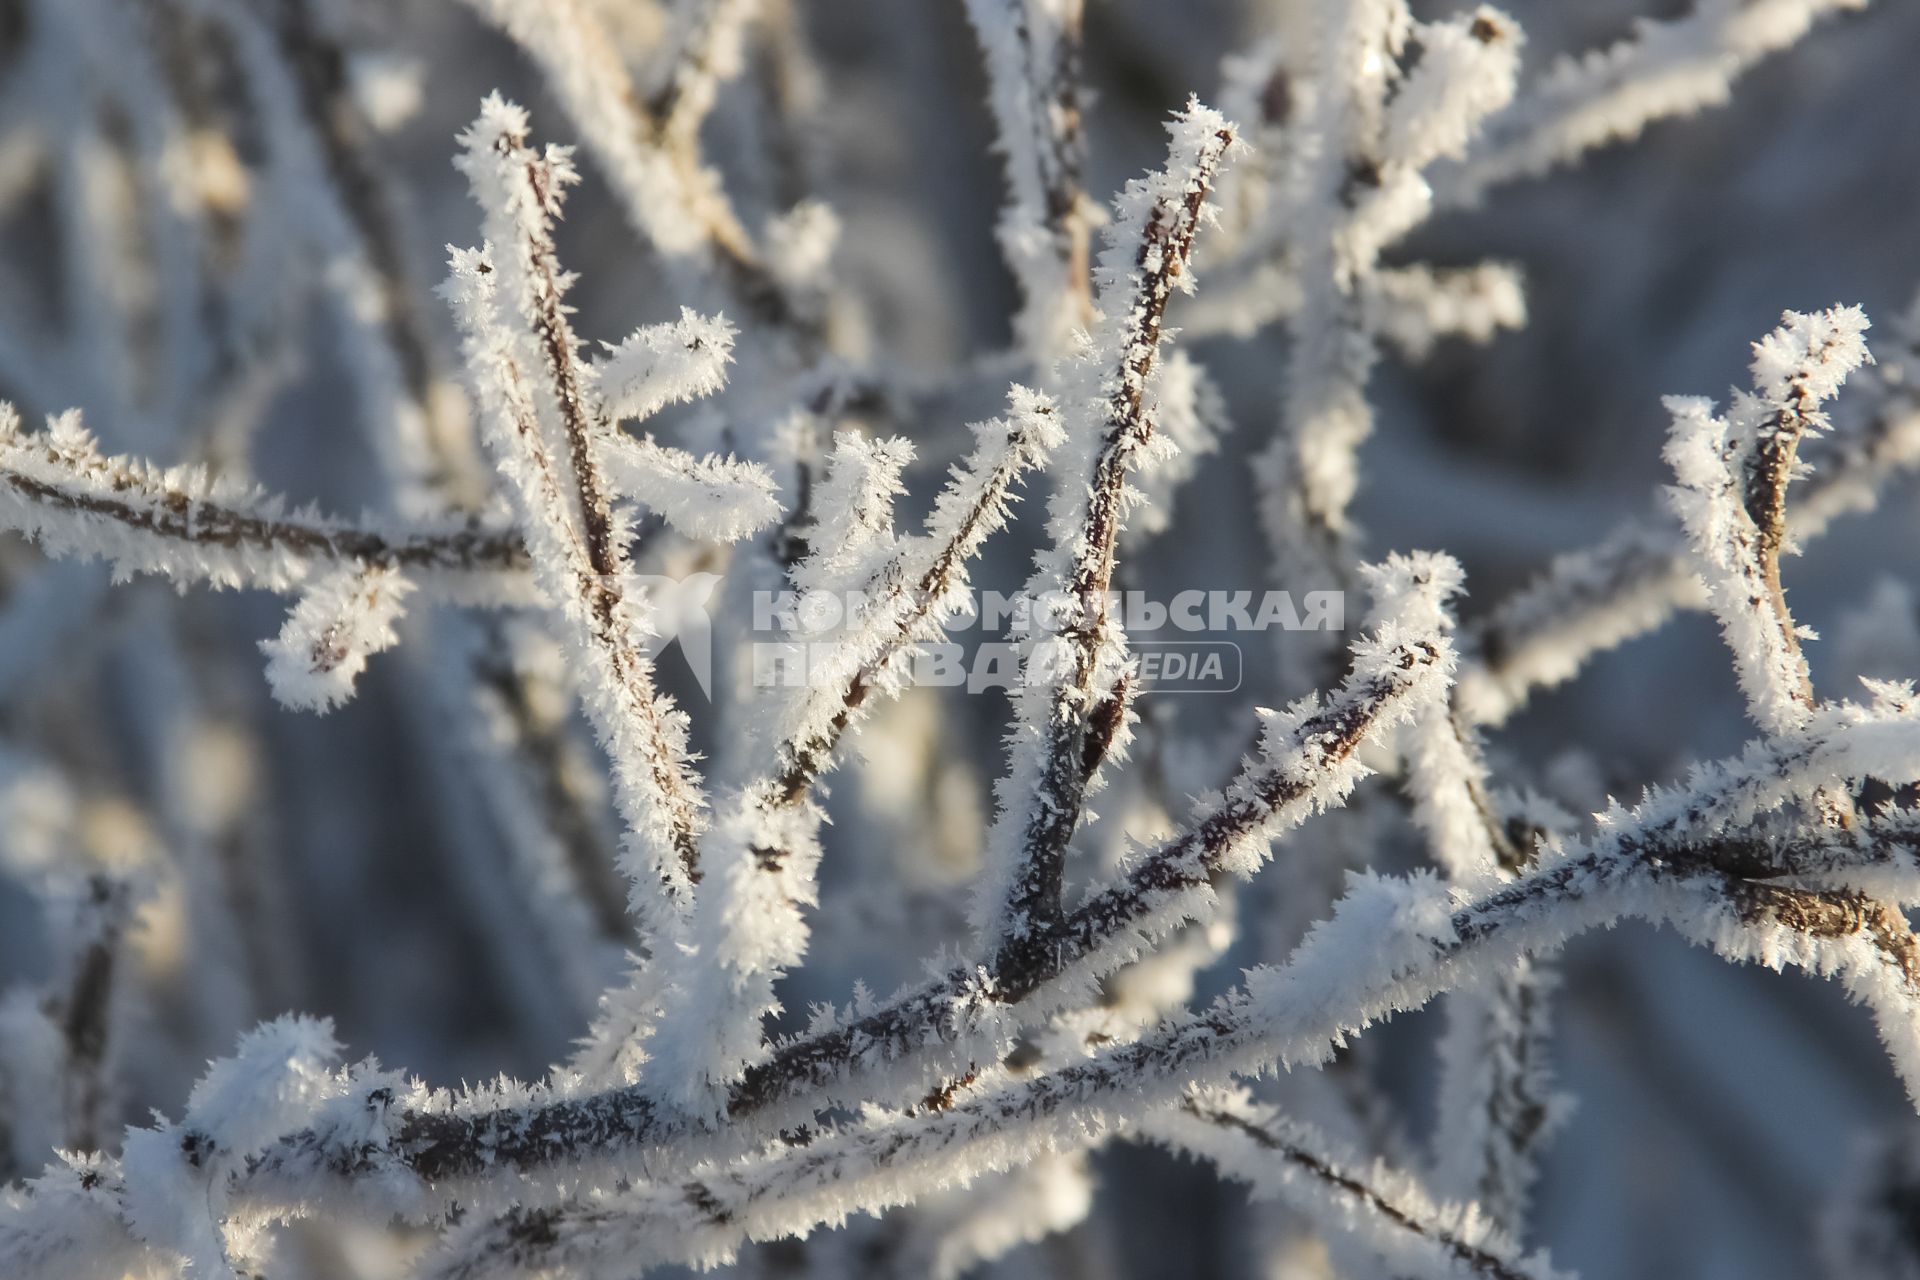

{"left": 1665, "top": 304, "right": 1873, "bottom": 734}
{"left": 446, "top": 97, "right": 712, "bottom": 928}
{"left": 978, "top": 100, "right": 1238, "bottom": 954}
{"left": 1145, "top": 1089, "right": 1561, "bottom": 1280}
{"left": 399, "top": 708, "right": 1920, "bottom": 1271}
{"left": 1258, "top": 5, "right": 1519, "bottom": 581}
{"left": 644, "top": 390, "right": 1061, "bottom": 1112}
{"left": 1437, "top": 0, "right": 1868, "bottom": 207}
{"left": 1458, "top": 372, "right": 1920, "bottom": 727}
{"left": 0, "top": 408, "right": 532, "bottom": 602}
{"left": 260, "top": 564, "right": 415, "bottom": 713}
{"left": 599, "top": 432, "right": 781, "bottom": 544}
{"left": 0, "top": 3, "right": 1909, "bottom": 1273}
{"left": 221, "top": 568, "right": 1451, "bottom": 1210}
{"left": 1429, "top": 958, "right": 1564, "bottom": 1237}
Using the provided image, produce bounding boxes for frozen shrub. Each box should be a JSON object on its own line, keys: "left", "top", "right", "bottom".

{"left": 0, "top": 2, "right": 1913, "bottom": 1277}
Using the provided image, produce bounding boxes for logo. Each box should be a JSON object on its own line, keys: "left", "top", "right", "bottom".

{"left": 630, "top": 572, "right": 725, "bottom": 699}
{"left": 622, "top": 577, "right": 1340, "bottom": 700}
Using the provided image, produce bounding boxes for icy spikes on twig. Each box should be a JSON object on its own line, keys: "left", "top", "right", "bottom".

{"left": 1665, "top": 304, "right": 1873, "bottom": 736}
{"left": 1415, "top": 695, "right": 1571, "bottom": 1241}
{"left": 770, "top": 386, "right": 1064, "bottom": 803}
{"left": 976, "top": 99, "right": 1238, "bottom": 955}
{"left": 171, "top": 1017, "right": 347, "bottom": 1168}
{"left": 1423, "top": 752, "right": 1578, "bottom": 1245}
{"left": 640, "top": 788, "right": 821, "bottom": 1116}
{"left": 214, "top": 579, "right": 1452, "bottom": 1201}
{"left": 594, "top": 307, "right": 735, "bottom": 424}
{"left": 204, "top": 5, "right": 638, "bottom": 1041}
{"left": 646, "top": 391, "right": 1060, "bottom": 1111}
{"left": 1429, "top": 958, "right": 1566, "bottom": 1238}
{"left": 269, "top": 763, "right": 1920, "bottom": 1272}
{"left": 963, "top": 0, "right": 1095, "bottom": 362}
{"left": 119, "top": 1016, "right": 348, "bottom": 1278}
{"left": 985, "top": 552, "right": 1460, "bottom": 1001}
{"left": 598, "top": 433, "right": 781, "bottom": 544}
{"left": 1370, "top": 555, "right": 1520, "bottom": 889}
{"left": 0, "top": 1154, "right": 148, "bottom": 1280}
{"left": 1403, "top": 704, "right": 1527, "bottom": 887}
{"left": 446, "top": 97, "right": 711, "bottom": 930}
{"left": 1364, "top": 557, "right": 1564, "bottom": 1240}
{"left": 997, "top": 558, "right": 1450, "bottom": 1083}
{"left": 1360, "top": 552, "right": 1465, "bottom": 645}
{"left": 428, "top": 1077, "right": 1556, "bottom": 1280}
{"left": 438, "top": 692, "right": 1920, "bottom": 1169}
{"left": 790, "top": 430, "right": 913, "bottom": 593}
{"left": 0, "top": 407, "right": 533, "bottom": 603}
{"left": 260, "top": 565, "right": 414, "bottom": 714}
{"left": 64, "top": 694, "right": 1920, "bottom": 1247}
